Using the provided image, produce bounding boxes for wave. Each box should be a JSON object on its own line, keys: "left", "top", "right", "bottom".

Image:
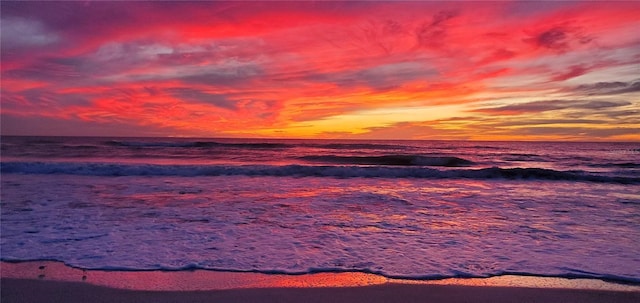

{"left": 312, "top": 143, "right": 407, "bottom": 150}
{"left": 2, "top": 258, "right": 639, "bottom": 285}
{"left": 300, "top": 155, "right": 474, "bottom": 167}
{"left": 2, "top": 162, "right": 638, "bottom": 184}
{"left": 588, "top": 162, "right": 640, "bottom": 168}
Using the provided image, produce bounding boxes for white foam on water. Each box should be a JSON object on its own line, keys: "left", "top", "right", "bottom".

{"left": 2, "top": 174, "right": 639, "bottom": 283}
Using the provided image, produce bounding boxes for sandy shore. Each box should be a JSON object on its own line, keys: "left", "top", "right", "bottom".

{"left": 2, "top": 261, "right": 639, "bottom": 303}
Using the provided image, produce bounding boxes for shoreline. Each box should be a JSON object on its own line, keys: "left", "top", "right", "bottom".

{"left": 3, "top": 278, "right": 639, "bottom": 303}
{"left": 2, "top": 261, "right": 639, "bottom": 303}
{"left": 2, "top": 261, "right": 639, "bottom": 292}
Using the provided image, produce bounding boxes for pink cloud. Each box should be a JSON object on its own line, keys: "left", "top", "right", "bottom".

{"left": 2, "top": 1, "right": 639, "bottom": 139}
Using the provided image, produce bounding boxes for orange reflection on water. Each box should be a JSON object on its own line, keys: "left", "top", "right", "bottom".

{"left": 1, "top": 261, "right": 387, "bottom": 291}
{"left": 4, "top": 261, "right": 639, "bottom": 292}
{"left": 391, "top": 275, "right": 640, "bottom": 292}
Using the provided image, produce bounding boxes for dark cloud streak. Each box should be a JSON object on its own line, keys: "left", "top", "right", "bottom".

{"left": 575, "top": 81, "right": 640, "bottom": 96}
{"left": 473, "top": 100, "right": 631, "bottom": 115}
{"left": 525, "top": 25, "right": 594, "bottom": 53}
{"left": 415, "top": 10, "right": 459, "bottom": 49}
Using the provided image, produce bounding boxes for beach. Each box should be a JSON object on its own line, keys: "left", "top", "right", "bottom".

{"left": 2, "top": 138, "right": 639, "bottom": 302}
{"left": 2, "top": 261, "right": 639, "bottom": 303}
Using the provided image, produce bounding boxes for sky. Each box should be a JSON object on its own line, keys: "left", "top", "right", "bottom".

{"left": 1, "top": 1, "right": 639, "bottom": 141}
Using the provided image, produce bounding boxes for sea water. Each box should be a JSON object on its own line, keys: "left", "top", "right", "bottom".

{"left": 1, "top": 137, "right": 639, "bottom": 282}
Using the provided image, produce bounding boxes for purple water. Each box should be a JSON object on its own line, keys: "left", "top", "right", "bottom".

{"left": 1, "top": 136, "right": 639, "bottom": 283}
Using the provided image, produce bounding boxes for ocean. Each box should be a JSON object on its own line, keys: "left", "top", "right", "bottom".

{"left": 1, "top": 136, "right": 639, "bottom": 283}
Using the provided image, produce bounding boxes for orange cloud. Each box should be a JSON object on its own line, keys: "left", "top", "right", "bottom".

{"left": 1, "top": 1, "right": 639, "bottom": 140}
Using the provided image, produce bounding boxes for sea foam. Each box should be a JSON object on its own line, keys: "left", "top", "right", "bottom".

{"left": 2, "top": 161, "right": 638, "bottom": 183}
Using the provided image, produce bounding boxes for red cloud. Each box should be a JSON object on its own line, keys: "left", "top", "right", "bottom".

{"left": 2, "top": 1, "right": 639, "bottom": 139}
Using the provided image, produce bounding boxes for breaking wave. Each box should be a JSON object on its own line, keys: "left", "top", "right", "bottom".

{"left": 299, "top": 155, "right": 474, "bottom": 167}
{"left": 2, "top": 162, "right": 638, "bottom": 184}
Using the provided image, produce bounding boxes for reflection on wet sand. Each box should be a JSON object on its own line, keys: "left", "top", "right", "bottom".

{"left": 2, "top": 261, "right": 638, "bottom": 292}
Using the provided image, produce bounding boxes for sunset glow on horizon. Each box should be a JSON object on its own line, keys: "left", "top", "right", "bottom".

{"left": 1, "top": 1, "right": 639, "bottom": 141}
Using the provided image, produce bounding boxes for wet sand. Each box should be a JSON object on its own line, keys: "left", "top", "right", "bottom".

{"left": 2, "top": 261, "right": 639, "bottom": 303}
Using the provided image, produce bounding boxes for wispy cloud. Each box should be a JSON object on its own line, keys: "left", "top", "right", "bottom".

{"left": 472, "top": 100, "right": 632, "bottom": 115}
{"left": 1, "top": 1, "right": 639, "bottom": 140}
{"left": 574, "top": 81, "right": 640, "bottom": 96}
